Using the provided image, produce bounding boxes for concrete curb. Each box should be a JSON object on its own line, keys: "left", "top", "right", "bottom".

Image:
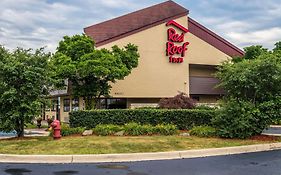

{"left": 269, "top": 125, "right": 281, "bottom": 128}
{"left": 262, "top": 133, "right": 281, "bottom": 137}
{"left": 1, "top": 142, "right": 281, "bottom": 164}
{"left": 270, "top": 125, "right": 281, "bottom": 128}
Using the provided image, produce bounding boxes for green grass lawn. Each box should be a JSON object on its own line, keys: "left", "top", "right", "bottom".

{"left": 0, "top": 135, "right": 280, "bottom": 155}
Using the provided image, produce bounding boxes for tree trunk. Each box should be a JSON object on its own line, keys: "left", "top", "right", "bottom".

{"left": 16, "top": 117, "right": 25, "bottom": 137}
{"left": 85, "top": 96, "right": 95, "bottom": 110}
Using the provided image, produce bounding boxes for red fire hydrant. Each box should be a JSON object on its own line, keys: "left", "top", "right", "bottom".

{"left": 51, "top": 120, "right": 61, "bottom": 140}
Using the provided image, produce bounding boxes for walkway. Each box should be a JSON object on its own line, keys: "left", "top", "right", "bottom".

{"left": 0, "top": 128, "right": 49, "bottom": 139}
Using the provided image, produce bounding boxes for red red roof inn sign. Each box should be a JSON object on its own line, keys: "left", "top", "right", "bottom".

{"left": 166, "top": 20, "right": 189, "bottom": 63}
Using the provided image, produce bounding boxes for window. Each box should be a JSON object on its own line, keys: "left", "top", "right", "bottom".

{"left": 63, "top": 98, "right": 70, "bottom": 112}
{"left": 96, "top": 98, "right": 127, "bottom": 109}
{"left": 107, "top": 99, "right": 127, "bottom": 109}
{"left": 72, "top": 98, "right": 79, "bottom": 111}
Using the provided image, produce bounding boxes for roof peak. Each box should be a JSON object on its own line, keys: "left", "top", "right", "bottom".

{"left": 84, "top": 1, "right": 188, "bottom": 30}
{"left": 84, "top": 0, "right": 189, "bottom": 30}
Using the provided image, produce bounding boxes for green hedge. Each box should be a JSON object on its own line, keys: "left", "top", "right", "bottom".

{"left": 93, "top": 123, "right": 178, "bottom": 136}
{"left": 70, "top": 109, "right": 215, "bottom": 130}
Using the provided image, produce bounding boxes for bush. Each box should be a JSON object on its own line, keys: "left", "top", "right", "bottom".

{"left": 93, "top": 124, "right": 123, "bottom": 136}
{"left": 159, "top": 93, "right": 196, "bottom": 109}
{"left": 70, "top": 109, "right": 214, "bottom": 130}
{"left": 189, "top": 126, "right": 217, "bottom": 137}
{"left": 123, "top": 123, "right": 154, "bottom": 136}
{"left": 153, "top": 124, "right": 178, "bottom": 135}
{"left": 92, "top": 123, "right": 178, "bottom": 136}
{"left": 273, "top": 119, "right": 281, "bottom": 125}
{"left": 212, "top": 99, "right": 280, "bottom": 139}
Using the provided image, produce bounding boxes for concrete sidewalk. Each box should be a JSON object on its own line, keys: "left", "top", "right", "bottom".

{"left": 0, "top": 129, "right": 49, "bottom": 140}
{"left": 1, "top": 142, "right": 281, "bottom": 164}
{"left": 24, "top": 128, "right": 50, "bottom": 137}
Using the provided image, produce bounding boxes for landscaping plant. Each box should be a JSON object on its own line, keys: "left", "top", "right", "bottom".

{"left": 0, "top": 46, "right": 52, "bottom": 137}
{"left": 153, "top": 124, "right": 178, "bottom": 135}
{"left": 158, "top": 92, "right": 196, "bottom": 109}
{"left": 50, "top": 124, "right": 85, "bottom": 137}
{"left": 189, "top": 126, "right": 217, "bottom": 138}
{"left": 93, "top": 124, "right": 123, "bottom": 136}
{"left": 214, "top": 42, "right": 281, "bottom": 138}
{"left": 50, "top": 34, "right": 139, "bottom": 110}
{"left": 70, "top": 109, "right": 214, "bottom": 130}
{"left": 92, "top": 123, "right": 177, "bottom": 136}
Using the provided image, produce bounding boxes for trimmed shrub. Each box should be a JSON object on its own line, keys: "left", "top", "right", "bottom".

{"left": 92, "top": 123, "right": 177, "bottom": 136}
{"left": 159, "top": 93, "right": 195, "bottom": 109}
{"left": 195, "top": 105, "right": 216, "bottom": 110}
{"left": 212, "top": 98, "right": 281, "bottom": 139}
{"left": 189, "top": 126, "right": 217, "bottom": 137}
{"left": 93, "top": 124, "right": 123, "bottom": 136}
{"left": 70, "top": 109, "right": 214, "bottom": 130}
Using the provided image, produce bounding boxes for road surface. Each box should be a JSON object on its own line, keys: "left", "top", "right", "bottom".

{"left": 1, "top": 150, "right": 281, "bottom": 175}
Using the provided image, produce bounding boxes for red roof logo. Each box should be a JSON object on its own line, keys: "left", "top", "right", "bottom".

{"left": 166, "top": 20, "right": 189, "bottom": 33}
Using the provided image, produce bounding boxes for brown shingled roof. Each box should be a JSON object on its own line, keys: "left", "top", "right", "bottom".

{"left": 84, "top": 0, "right": 188, "bottom": 47}
{"left": 188, "top": 17, "right": 244, "bottom": 57}
{"left": 84, "top": 0, "right": 244, "bottom": 57}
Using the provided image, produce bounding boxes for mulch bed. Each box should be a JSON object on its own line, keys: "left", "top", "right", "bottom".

{"left": 250, "top": 135, "right": 279, "bottom": 141}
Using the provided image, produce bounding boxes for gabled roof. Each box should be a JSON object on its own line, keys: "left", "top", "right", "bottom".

{"left": 84, "top": 0, "right": 188, "bottom": 47}
{"left": 84, "top": 0, "right": 244, "bottom": 57}
{"left": 188, "top": 18, "right": 244, "bottom": 57}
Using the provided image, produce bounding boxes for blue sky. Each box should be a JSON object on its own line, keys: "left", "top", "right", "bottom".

{"left": 1, "top": 0, "right": 281, "bottom": 52}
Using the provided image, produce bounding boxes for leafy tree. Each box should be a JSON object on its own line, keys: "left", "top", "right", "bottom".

{"left": 216, "top": 53, "right": 281, "bottom": 103}
{"left": 273, "top": 41, "right": 281, "bottom": 53}
{"left": 51, "top": 34, "right": 139, "bottom": 109}
{"left": 232, "top": 45, "right": 268, "bottom": 63}
{"left": 214, "top": 45, "right": 281, "bottom": 138}
{"left": 159, "top": 92, "right": 196, "bottom": 109}
{"left": 0, "top": 46, "right": 51, "bottom": 137}
{"left": 243, "top": 45, "right": 268, "bottom": 60}
{"left": 213, "top": 97, "right": 281, "bottom": 139}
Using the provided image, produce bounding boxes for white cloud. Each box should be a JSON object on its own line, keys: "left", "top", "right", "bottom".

{"left": 227, "top": 27, "right": 281, "bottom": 49}
{"left": 0, "top": 0, "right": 154, "bottom": 52}
{"left": 1, "top": 0, "right": 281, "bottom": 52}
{"left": 188, "top": 0, "right": 281, "bottom": 49}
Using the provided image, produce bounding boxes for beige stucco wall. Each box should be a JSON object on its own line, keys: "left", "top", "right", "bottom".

{"left": 99, "top": 16, "right": 189, "bottom": 98}
{"left": 45, "top": 97, "right": 57, "bottom": 120}
{"left": 60, "top": 96, "right": 69, "bottom": 122}
{"left": 187, "top": 32, "right": 231, "bottom": 65}
{"left": 98, "top": 15, "right": 231, "bottom": 99}
{"left": 127, "top": 98, "right": 160, "bottom": 109}
{"left": 59, "top": 96, "right": 85, "bottom": 122}
{"left": 45, "top": 111, "right": 56, "bottom": 120}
